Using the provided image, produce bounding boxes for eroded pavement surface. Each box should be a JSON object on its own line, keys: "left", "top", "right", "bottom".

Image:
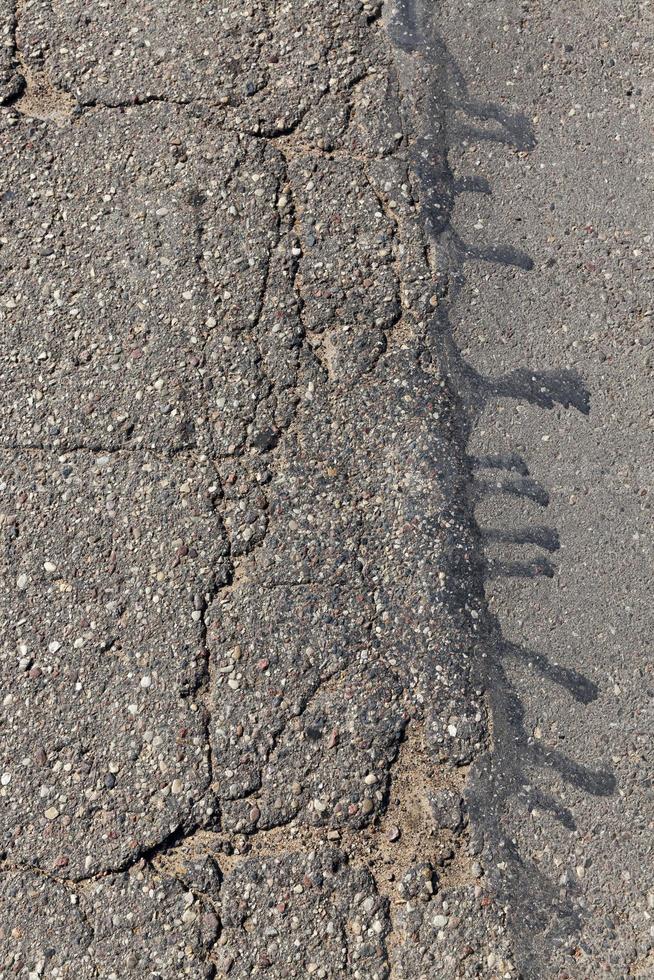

{"left": 0, "top": 1, "right": 652, "bottom": 978}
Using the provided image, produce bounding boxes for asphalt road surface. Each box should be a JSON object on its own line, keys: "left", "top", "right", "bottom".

{"left": 0, "top": 1, "right": 651, "bottom": 978}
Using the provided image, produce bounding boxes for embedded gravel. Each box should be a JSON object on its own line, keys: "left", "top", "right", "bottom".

{"left": 0, "top": 0, "right": 651, "bottom": 978}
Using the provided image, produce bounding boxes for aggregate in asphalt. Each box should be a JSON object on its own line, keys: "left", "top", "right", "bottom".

{"left": 0, "top": 0, "right": 651, "bottom": 978}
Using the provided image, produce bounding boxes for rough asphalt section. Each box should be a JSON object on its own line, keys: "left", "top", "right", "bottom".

{"left": 0, "top": 1, "right": 651, "bottom": 978}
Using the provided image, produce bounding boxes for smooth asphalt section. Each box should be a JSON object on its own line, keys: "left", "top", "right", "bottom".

{"left": 400, "top": 0, "right": 652, "bottom": 975}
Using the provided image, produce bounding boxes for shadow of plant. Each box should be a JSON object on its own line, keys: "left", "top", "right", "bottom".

{"left": 388, "top": 2, "right": 615, "bottom": 974}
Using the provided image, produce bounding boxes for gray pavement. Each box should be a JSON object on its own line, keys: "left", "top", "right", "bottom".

{"left": 433, "top": 1, "right": 653, "bottom": 975}
{"left": 0, "top": 1, "right": 651, "bottom": 977}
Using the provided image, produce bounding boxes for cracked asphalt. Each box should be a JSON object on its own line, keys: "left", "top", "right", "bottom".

{"left": 0, "top": 1, "right": 652, "bottom": 978}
